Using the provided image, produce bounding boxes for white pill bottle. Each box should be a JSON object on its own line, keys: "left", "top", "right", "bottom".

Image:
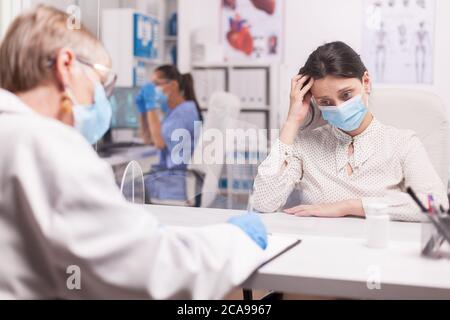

{"left": 365, "top": 202, "right": 390, "bottom": 249}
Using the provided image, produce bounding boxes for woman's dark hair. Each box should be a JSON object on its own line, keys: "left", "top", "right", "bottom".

{"left": 298, "top": 41, "right": 368, "bottom": 128}
{"left": 156, "top": 64, "right": 203, "bottom": 122}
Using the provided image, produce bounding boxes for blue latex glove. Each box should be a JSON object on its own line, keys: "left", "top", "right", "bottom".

{"left": 135, "top": 83, "right": 158, "bottom": 114}
{"left": 135, "top": 94, "right": 147, "bottom": 114}
{"left": 228, "top": 213, "right": 268, "bottom": 250}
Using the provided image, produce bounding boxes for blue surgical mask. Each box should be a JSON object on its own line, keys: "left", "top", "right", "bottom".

{"left": 155, "top": 86, "right": 170, "bottom": 115}
{"left": 71, "top": 83, "right": 112, "bottom": 145}
{"left": 318, "top": 95, "right": 368, "bottom": 132}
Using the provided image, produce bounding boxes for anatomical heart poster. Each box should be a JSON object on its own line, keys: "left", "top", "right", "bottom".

{"left": 362, "top": 0, "right": 435, "bottom": 84}
{"left": 222, "top": 0, "right": 284, "bottom": 63}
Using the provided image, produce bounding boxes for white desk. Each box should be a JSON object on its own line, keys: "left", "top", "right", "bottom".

{"left": 146, "top": 205, "right": 450, "bottom": 300}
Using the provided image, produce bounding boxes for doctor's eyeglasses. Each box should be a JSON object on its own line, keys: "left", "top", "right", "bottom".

{"left": 76, "top": 57, "right": 117, "bottom": 98}
{"left": 46, "top": 56, "right": 118, "bottom": 98}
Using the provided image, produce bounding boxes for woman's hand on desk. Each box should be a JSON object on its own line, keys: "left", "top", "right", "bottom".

{"left": 284, "top": 200, "right": 365, "bottom": 218}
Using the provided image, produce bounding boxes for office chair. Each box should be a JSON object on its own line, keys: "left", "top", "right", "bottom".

{"left": 144, "top": 92, "right": 241, "bottom": 207}
{"left": 189, "top": 91, "right": 242, "bottom": 208}
{"left": 370, "top": 88, "right": 449, "bottom": 185}
{"left": 144, "top": 167, "right": 204, "bottom": 207}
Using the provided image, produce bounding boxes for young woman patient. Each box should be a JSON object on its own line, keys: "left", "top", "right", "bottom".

{"left": 253, "top": 41, "right": 448, "bottom": 222}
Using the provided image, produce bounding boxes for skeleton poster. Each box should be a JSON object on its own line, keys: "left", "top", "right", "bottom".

{"left": 362, "top": 0, "right": 435, "bottom": 84}
{"left": 221, "top": 0, "right": 284, "bottom": 63}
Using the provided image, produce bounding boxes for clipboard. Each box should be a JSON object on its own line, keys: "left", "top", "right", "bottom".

{"left": 256, "top": 234, "right": 302, "bottom": 271}
{"left": 257, "top": 238, "right": 302, "bottom": 270}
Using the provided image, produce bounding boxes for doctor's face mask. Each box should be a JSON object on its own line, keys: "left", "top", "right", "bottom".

{"left": 65, "top": 60, "right": 113, "bottom": 145}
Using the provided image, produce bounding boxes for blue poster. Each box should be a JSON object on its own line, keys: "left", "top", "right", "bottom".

{"left": 133, "top": 13, "right": 153, "bottom": 58}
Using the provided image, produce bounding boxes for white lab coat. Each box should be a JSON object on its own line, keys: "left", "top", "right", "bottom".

{"left": 0, "top": 89, "right": 265, "bottom": 300}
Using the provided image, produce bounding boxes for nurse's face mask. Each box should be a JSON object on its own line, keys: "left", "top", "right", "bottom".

{"left": 152, "top": 76, "right": 172, "bottom": 114}
{"left": 65, "top": 57, "right": 117, "bottom": 144}
{"left": 311, "top": 75, "right": 371, "bottom": 132}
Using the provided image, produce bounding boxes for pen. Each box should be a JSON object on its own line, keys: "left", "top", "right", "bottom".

{"left": 438, "top": 205, "right": 450, "bottom": 218}
{"left": 427, "top": 194, "right": 434, "bottom": 214}
{"left": 406, "top": 187, "right": 428, "bottom": 213}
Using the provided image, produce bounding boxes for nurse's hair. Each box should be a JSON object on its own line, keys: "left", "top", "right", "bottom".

{"left": 298, "top": 41, "right": 368, "bottom": 128}
{"left": 155, "top": 65, "right": 203, "bottom": 122}
{"left": 0, "top": 5, "right": 110, "bottom": 93}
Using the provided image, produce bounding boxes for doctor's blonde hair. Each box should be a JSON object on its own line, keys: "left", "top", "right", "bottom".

{"left": 0, "top": 5, "right": 110, "bottom": 93}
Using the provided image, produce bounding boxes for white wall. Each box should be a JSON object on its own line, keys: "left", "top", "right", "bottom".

{"left": 0, "top": 1, "right": 28, "bottom": 37}
{"left": 179, "top": 0, "right": 450, "bottom": 127}
{"left": 178, "top": 0, "right": 222, "bottom": 73}
{"left": 0, "top": 1, "right": 9, "bottom": 36}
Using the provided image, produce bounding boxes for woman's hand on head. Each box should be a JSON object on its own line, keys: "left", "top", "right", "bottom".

{"left": 287, "top": 75, "right": 314, "bottom": 126}
{"left": 279, "top": 75, "right": 315, "bottom": 145}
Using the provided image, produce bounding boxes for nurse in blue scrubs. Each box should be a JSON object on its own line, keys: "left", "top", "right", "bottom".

{"left": 136, "top": 65, "right": 203, "bottom": 204}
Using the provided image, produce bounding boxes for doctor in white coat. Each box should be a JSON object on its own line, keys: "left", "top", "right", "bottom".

{"left": 0, "top": 5, "right": 268, "bottom": 299}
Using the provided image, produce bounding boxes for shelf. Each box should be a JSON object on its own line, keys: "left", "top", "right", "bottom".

{"left": 193, "top": 62, "right": 273, "bottom": 68}
{"left": 219, "top": 190, "right": 253, "bottom": 196}
{"left": 135, "top": 57, "right": 163, "bottom": 65}
{"left": 164, "top": 36, "right": 178, "bottom": 42}
{"left": 201, "top": 108, "right": 269, "bottom": 112}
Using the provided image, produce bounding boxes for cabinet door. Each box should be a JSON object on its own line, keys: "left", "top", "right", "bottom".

{"left": 229, "top": 68, "right": 269, "bottom": 110}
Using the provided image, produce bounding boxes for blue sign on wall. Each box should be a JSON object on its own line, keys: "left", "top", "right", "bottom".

{"left": 133, "top": 13, "right": 153, "bottom": 58}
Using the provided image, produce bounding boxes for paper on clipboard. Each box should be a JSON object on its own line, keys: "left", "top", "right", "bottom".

{"left": 258, "top": 234, "right": 302, "bottom": 269}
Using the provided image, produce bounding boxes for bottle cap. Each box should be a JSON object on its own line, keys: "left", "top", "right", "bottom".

{"left": 366, "top": 202, "right": 389, "bottom": 217}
